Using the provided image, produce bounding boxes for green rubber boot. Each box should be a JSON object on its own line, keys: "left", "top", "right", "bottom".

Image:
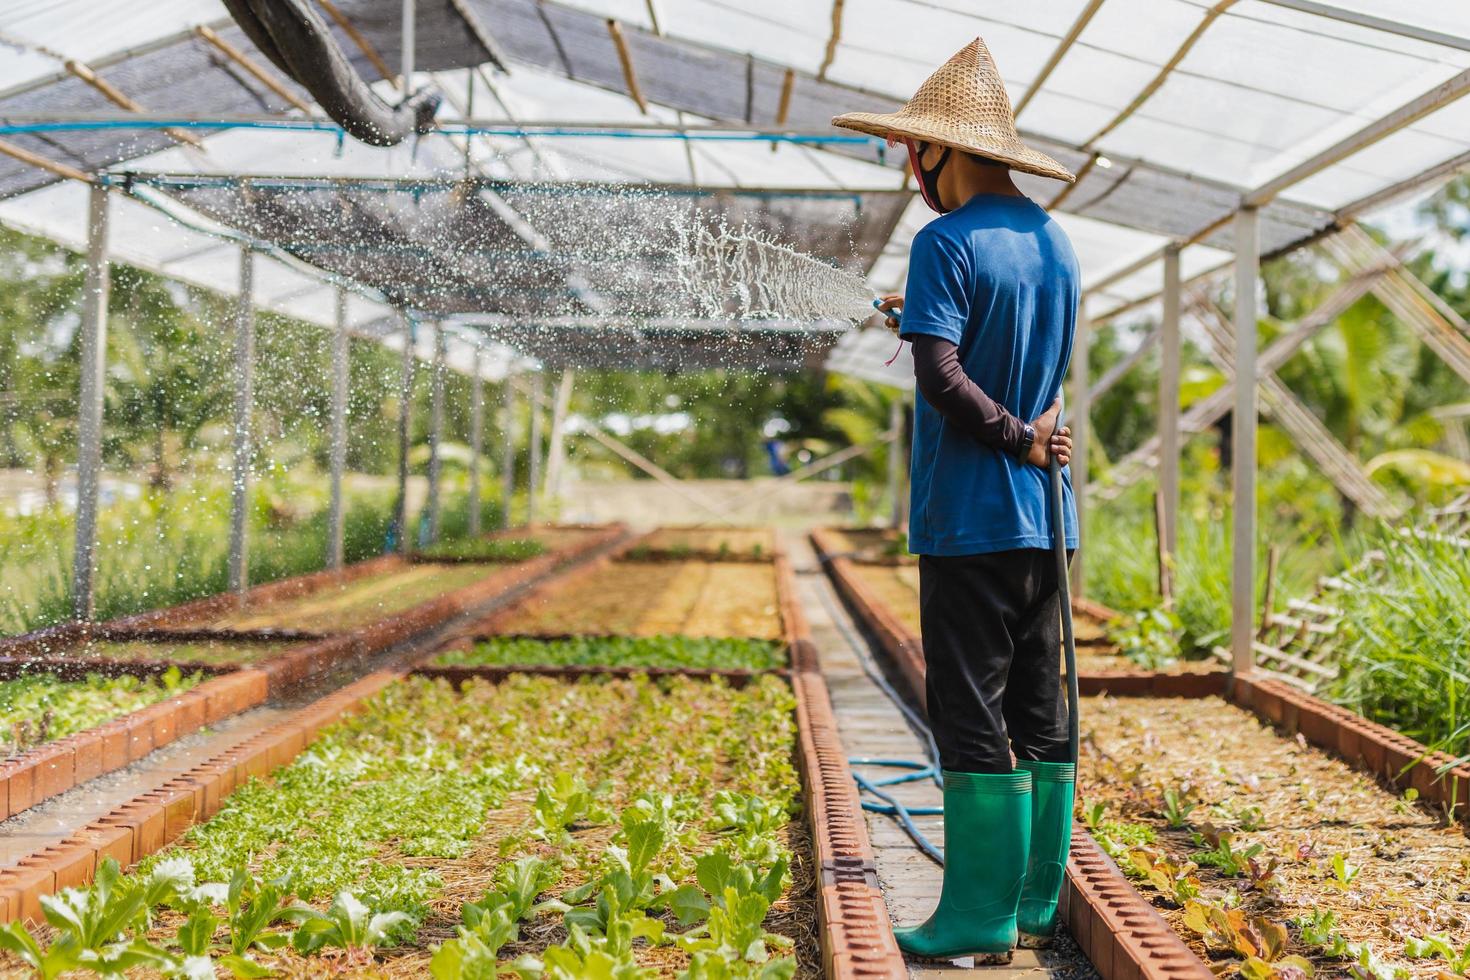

{"left": 1015, "top": 760, "right": 1076, "bottom": 942}
{"left": 894, "top": 770, "right": 1031, "bottom": 962}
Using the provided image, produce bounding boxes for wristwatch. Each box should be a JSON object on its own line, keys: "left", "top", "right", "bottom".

{"left": 1016, "top": 423, "right": 1036, "bottom": 462}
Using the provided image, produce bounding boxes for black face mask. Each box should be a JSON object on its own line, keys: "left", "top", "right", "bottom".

{"left": 908, "top": 140, "right": 953, "bottom": 214}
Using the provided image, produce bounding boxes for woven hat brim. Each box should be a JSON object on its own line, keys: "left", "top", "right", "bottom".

{"left": 833, "top": 110, "right": 1075, "bottom": 183}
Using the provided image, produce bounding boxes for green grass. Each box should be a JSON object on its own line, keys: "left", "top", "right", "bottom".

{"left": 0, "top": 666, "right": 201, "bottom": 754}
{"left": 1086, "top": 482, "right": 1344, "bottom": 656}
{"left": 1322, "top": 527, "right": 1470, "bottom": 757}
{"left": 413, "top": 536, "right": 545, "bottom": 563}
{"left": 436, "top": 635, "right": 787, "bottom": 671}
{"left": 0, "top": 479, "right": 504, "bottom": 637}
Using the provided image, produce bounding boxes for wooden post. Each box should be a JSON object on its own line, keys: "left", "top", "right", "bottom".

{"left": 1160, "top": 244, "right": 1182, "bottom": 562}
{"left": 228, "top": 249, "right": 255, "bottom": 597}
{"left": 468, "top": 349, "right": 485, "bottom": 537}
{"left": 527, "top": 372, "right": 544, "bottom": 526}
{"left": 500, "top": 375, "right": 516, "bottom": 529}
{"left": 544, "top": 368, "right": 575, "bottom": 511}
{"left": 393, "top": 318, "right": 415, "bottom": 553}
{"left": 71, "top": 183, "right": 110, "bottom": 621}
{"left": 425, "top": 323, "right": 446, "bottom": 544}
{"left": 326, "top": 287, "right": 349, "bottom": 569}
{"left": 1155, "top": 489, "right": 1174, "bottom": 610}
{"left": 1069, "top": 303, "right": 1091, "bottom": 596}
{"left": 1260, "top": 545, "right": 1279, "bottom": 637}
{"left": 1231, "top": 207, "right": 1261, "bottom": 676}
{"left": 886, "top": 393, "right": 904, "bottom": 528}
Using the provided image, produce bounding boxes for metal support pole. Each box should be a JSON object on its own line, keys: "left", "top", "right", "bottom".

{"left": 886, "top": 393, "right": 904, "bottom": 528}
{"left": 1069, "top": 303, "right": 1091, "bottom": 597}
{"left": 468, "top": 349, "right": 485, "bottom": 536}
{"left": 527, "top": 372, "right": 543, "bottom": 526}
{"left": 425, "top": 323, "right": 446, "bottom": 544}
{"left": 326, "top": 287, "right": 349, "bottom": 569}
{"left": 400, "top": 0, "right": 416, "bottom": 88}
{"left": 71, "top": 183, "right": 111, "bottom": 622}
{"left": 228, "top": 248, "right": 255, "bottom": 596}
{"left": 500, "top": 375, "right": 516, "bottom": 529}
{"left": 1231, "top": 207, "right": 1260, "bottom": 676}
{"left": 1159, "top": 244, "right": 1182, "bottom": 565}
{"left": 393, "top": 318, "right": 414, "bottom": 553}
{"left": 544, "top": 368, "right": 575, "bottom": 511}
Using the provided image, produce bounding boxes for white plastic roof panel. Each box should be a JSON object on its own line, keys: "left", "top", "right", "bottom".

{"left": 0, "top": 178, "right": 394, "bottom": 334}
{"left": 2, "top": 0, "right": 1470, "bottom": 378}
{"left": 0, "top": 0, "right": 229, "bottom": 94}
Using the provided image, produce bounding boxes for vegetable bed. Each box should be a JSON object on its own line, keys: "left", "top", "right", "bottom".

{"left": 492, "top": 561, "right": 783, "bottom": 641}
{"left": 177, "top": 564, "right": 497, "bottom": 633}
{"left": 0, "top": 673, "right": 816, "bottom": 979}
{"left": 817, "top": 528, "right": 909, "bottom": 565}
{"left": 413, "top": 537, "right": 546, "bottom": 563}
{"left": 629, "top": 529, "right": 776, "bottom": 562}
{"left": 434, "top": 635, "right": 787, "bottom": 671}
{"left": 0, "top": 667, "right": 200, "bottom": 756}
{"left": 1080, "top": 693, "right": 1469, "bottom": 980}
{"left": 845, "top": 562, "right": 1112, "bottom": 647}
{"left": 60, "top": 639, "right": 301, "bottom": 667}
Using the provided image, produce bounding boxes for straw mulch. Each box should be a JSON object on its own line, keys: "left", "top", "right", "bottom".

{"left": 1080, "top": 694, "right": 1470, "bottom": 978}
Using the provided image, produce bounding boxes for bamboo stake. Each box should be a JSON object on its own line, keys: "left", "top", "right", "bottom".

{"left": 196, "top": 26, "right": 313, "bottom": 113}
{"left": 318, "top": 0, "right": 398, "bottom": 87}
{"left": 64, "top": 60, "right": 203, "bottom": 148}
{"left": 1155, "top": 489, "right": 1174, "bottom": 610}
{"left": 0, "top": 138, "right": 90, "bottom": 183}
{"left": 607, "top": 20, "right": 648, "bottom": 114}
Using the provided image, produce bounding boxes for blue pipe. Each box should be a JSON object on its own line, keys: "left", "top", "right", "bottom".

{"left": 0, "top": 119, "right": 878, "bottom": 145}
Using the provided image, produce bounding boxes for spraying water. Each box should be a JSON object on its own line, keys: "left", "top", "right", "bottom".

{"left": 675, "top": 221, "right": 883, "bottom": 324}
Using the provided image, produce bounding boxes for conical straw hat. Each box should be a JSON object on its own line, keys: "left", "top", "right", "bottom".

{"left": 833, "top": 38, "right": 1074, "bottom": 183}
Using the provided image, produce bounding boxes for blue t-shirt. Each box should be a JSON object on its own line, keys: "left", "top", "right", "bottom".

{"left": 899, "top": 193, "right": 1079, "bottom": 557}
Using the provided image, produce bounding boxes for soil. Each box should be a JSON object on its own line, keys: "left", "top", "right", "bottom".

{"left": 181, "top": 564, "right": 495, "bottom": 632}
{"left": 523, "top": 526, "right": 604, "bottom": 549}
{"left": 847, "top": 561, "right": 1114, "bottom": 649}
{"left": 823, "top": 527, "right": 910, "bottom": 564}
{"left": 633, "top": 527, "right": 777, "bottom": 560}
{"left": 1080, "top": 694, "right": 1470, "bottom": 979}
{"left": 489, "top": 561, "right": 783, "bottom": 640}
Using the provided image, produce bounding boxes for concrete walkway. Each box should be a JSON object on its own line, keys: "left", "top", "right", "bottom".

{"left": 785, "top": 533, "right": 1096, "bottom": 979}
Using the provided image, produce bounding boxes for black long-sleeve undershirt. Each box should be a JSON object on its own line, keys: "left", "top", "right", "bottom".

{"left": 910, "top": 334, "right": 1026, "bottom": 457}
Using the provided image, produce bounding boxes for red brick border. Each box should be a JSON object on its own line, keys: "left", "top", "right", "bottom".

{"left": 810, "top": 528, "right": 1227, "bottom": 980}
{"left": 0, "top": 670, "right": 401, "bottom": 924}
{"left": 0, "top": 669, "right": 267, "bottom": 823}
{"left": 0, "top": 525, "right": 627, "bottom": 699}
{"left": 1229, "top": 673, "right": 1470, "bottom": 821}
{"left": 420, "top": 531, "right": 906, "bottom": 978}
{"left": 0, "top": 527, "right": 622, "bottom": 824}
{"left": 1064, "top": 830, "right": 1214, "bottom": 980}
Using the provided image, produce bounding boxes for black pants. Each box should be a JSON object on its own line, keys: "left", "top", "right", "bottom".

{"left": 919, "top": 549, "right": 1071, "bottom": 774}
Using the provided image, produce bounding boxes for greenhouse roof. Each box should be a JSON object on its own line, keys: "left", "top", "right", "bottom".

{"left": 1, "top": 0, "right": 1469, "bottom": 371}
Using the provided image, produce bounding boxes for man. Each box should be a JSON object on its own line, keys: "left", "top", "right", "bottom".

{"left": 833, "top": 38, "right": 1079, "bottom": 963}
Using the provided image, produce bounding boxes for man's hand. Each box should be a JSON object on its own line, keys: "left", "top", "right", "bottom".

{"left": 1027, "top": 398, "right": 1073, "bottom": 468}
{"left": 877, "top": 294, "right": 904, "bottom": 331}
